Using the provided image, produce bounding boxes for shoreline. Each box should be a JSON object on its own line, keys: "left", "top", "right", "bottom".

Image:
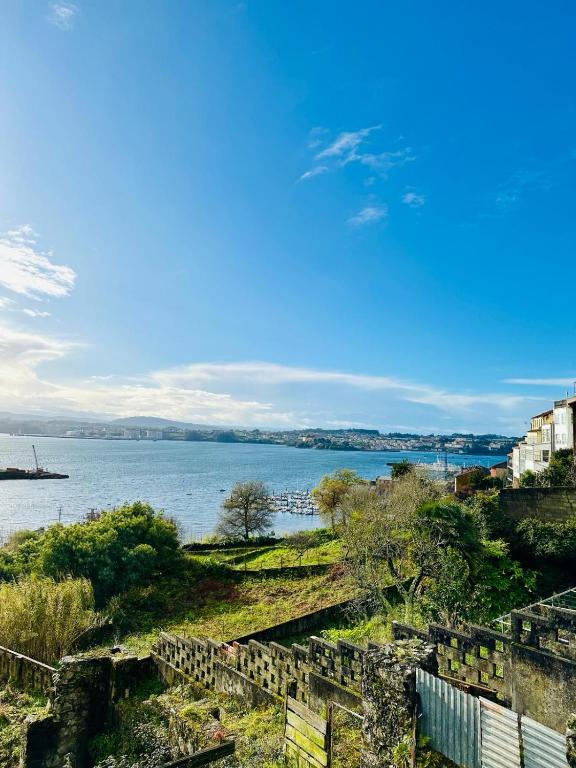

{"left": 6, "top": 432, "right": 509, "bottom": 458}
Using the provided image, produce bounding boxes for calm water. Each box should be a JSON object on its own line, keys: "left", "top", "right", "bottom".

{"left": 0, "top": 435, "right": 504, "bottom": 541}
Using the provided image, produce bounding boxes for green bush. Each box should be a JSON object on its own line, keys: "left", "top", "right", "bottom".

{"left": 33, "top": 502, "right": 183, "bottom": 606}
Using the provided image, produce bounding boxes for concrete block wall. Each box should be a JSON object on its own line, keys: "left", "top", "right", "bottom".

{"left": 511, "top": 604, "right": 576, "bottom": 660}
{"left": 393, "top": 621, "right": 512, "bottom": 702}
{"left": 153, "top": 631, "right": 365, "bottom": 711}
{"left": 393, "top": 616, "right": 576, "bottom": 732}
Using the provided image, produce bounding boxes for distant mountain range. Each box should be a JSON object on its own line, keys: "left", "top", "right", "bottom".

{"left": 110, "top": 416, "right": 222, "bottom": 430}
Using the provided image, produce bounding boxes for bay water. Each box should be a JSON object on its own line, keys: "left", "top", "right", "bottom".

{"left": 0, "top": 434, "right": 504, "bottom": 541}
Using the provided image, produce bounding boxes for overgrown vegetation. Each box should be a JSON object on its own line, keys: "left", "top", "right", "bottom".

{"left": 0, "top": 687, "right": 47, "bottom": 768}
{"left": 337, "top": 471, "right": 534, "bottom": 628}
{"left": 0, "top": 502, "right": 183, "bottom": 607}
{"left": 520, "top": 449, "right": 576, "bottom": 488}
{"left": 0, "top": 575, "right": 101, "bottom": 664}
{"left": 118, "top": 569, "right": 357, "bottom": 654}
{"left": 90, "top": 681, "right": 284, "bottom": 768}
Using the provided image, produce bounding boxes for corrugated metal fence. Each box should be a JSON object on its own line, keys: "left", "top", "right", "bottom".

{"left": 416, "top": 670, "right": 569, "bottom": 768}
{"left": 416, "top": 668, "right": 480, "bottom": 768}
{"left": 522, "top": 715, "right": 569, "bottom": 768}
{"left": 479, "top": 698, "right": 521, "bottom": 768}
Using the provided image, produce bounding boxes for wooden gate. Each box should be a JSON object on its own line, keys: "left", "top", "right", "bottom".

{"left": 284, "top": 696, "right": 331, "bottom": 768}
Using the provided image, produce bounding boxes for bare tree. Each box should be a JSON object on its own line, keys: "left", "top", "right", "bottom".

{"left": 285, "top": 531, "right": 312, "bottom": 565}
{"left": 217, "top": 481, "right": 274, "bottom": 541}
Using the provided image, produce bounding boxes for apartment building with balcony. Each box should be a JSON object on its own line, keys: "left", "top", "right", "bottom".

{"left": 510, "top": 396, "right": 576, "bottom": 485}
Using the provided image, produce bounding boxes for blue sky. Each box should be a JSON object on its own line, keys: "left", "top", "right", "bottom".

{"left": 0, "top": 0, "right": 575, "bottom": 434}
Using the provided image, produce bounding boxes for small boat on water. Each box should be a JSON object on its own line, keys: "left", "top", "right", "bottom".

{"left": 0, "top": 445, "right": 69, "bottom": 481}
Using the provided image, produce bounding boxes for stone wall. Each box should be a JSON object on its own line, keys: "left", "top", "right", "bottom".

{"left": 153, "top": 631, "right": 364, "bottom": 714}
{"left": 499, "top": 487, "right": 576, "bottom": 522}
{"left": 0, "top": 645, "right": 56, "bottom": 694}
{"left": 361, "top": 640, "right": 437, "bottom": 768}
{"left": 21, "top": 653, "right": 155, "bottom": 768}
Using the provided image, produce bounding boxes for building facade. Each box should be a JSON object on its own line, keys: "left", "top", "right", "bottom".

{"left": 510, "top": 396, "right": 576, "bottom": 485}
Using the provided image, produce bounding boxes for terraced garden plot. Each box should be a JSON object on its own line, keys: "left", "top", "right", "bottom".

{"left": 121, "top": 571, "right": 358, "bottom": 655}
{"left": 230, "top": 539, "right": 342, "bottom": 570}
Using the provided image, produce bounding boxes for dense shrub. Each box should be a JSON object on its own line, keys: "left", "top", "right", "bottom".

{"left": 0, "top": 575, "right": 101, "bottom": 664}
{"left": 33, "top": 502, "right": 183, "bottom": 606}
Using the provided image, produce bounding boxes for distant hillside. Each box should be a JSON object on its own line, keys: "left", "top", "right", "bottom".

{"left": 110, "top": 416, "right": 223, "bottom": 430}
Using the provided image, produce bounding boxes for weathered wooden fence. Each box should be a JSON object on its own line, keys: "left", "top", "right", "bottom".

{"left": 160, "top": 740, "right": 235, "bottom": 767}
{"left": 284, "top": 696, "right": 330, "bottom": 768}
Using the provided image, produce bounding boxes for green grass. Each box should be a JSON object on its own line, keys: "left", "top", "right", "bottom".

{"left": 230, "top": 539, "right": 342, "bottom": 570}
{"left": 119, "top": 570, "right": 358, "bottom": 655}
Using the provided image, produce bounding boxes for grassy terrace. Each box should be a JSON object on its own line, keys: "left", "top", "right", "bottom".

{"left": 119, "top": 559, "right": 357, "bottom": 655}
{"left": 197, "top": 539, "right": 342, "bottom": 570}
{"left": 189, "top": 532, "right": 342, "bottom": 570}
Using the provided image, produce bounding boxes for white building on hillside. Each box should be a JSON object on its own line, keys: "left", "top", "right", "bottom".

{"left": 510, "top": 395, "right": 576, "bottom": 485}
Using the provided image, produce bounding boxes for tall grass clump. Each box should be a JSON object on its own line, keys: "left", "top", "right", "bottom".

{"left": 0, "top": 575, "right": 101, "bottom": 664}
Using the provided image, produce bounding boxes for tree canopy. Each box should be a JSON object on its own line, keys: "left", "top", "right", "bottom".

{"left": 217, "top": 481, "right": 274, "bottom": 541}
{"left": 340, "top": 472, "right": 533, "bottom": 627}
{"left": 0, "top": 502, "right": 182, "bottom": 606}
{"left": 312, "top": 469, "right": 365, "bottom": 528}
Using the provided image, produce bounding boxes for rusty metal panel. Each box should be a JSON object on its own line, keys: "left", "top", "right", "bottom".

{"left": 480, "top": 698, "right": 521, "bottom": 768}
{"left": 521, "top": 715, "right": 569, "bottom": 768}
{"left": 416, "top": 668, "right": 480, "bottom": 768}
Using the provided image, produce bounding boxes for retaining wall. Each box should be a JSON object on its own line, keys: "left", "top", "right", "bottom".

{"left": 499, "top": 487, "right": 576, "bottom": 522}
{"left": 0, "top": 645, "right": 56, "bottom": 693}
{"left": 230, "top": 597, "right": 356, "bottom": 644}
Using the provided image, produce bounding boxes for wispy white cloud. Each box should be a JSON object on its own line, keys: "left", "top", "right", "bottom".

{"left": 402, "top": 190, "right": 425, "bottom": 208}
{"left": 0, "top": 297, "right": 16, "bottom": 310}
{"left": 347, "top": 204, "right": 388, "bottom": 226}
{"left": 22, "top": 309, "right": 52, "bottom": 318}
{"left": 48, "top": 2, "right": 79, "bottom": 30}
{"left": 316, "top": 125, "right": 382, "bottom": 161}
{"left": 504, "top": 377, "right": 576, "bottom": 387}
{"left": 0, "top": 345, "right": 547, "bottom": 430}
{"left": 0, "top": 226, "right": 76, "bottom": 299}
{"left": 298, "top": 124, "right": 417, "bottom": 203}
{"left": 307, "top": 127, "right": 329, "bottom": 150}
{"left": 155, "top": 361, "right": 545, "bottom": 415}
{"left": 491, "top": 169, "right": 552, "bottom": 215}
{"left": 298, "top": 166, "right": 330, "bottom": 182}
{"left": 353, "top": 147, "right": 416, "bottom": 173}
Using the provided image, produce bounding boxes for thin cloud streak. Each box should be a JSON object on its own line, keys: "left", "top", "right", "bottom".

{"left": 347, "top": 205, "right": 388, "bottom": 226}
{"left": 504, "top": 377, "right": 576, "bottom": 387}
{"left": 298, "top": 166, "right": 329, "bottom": 182}
{"left": 0, "top": 226, "right": 76, "bottom": 299}
{"left": 316, "top": 125, "right": 382, "bottom": 160}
